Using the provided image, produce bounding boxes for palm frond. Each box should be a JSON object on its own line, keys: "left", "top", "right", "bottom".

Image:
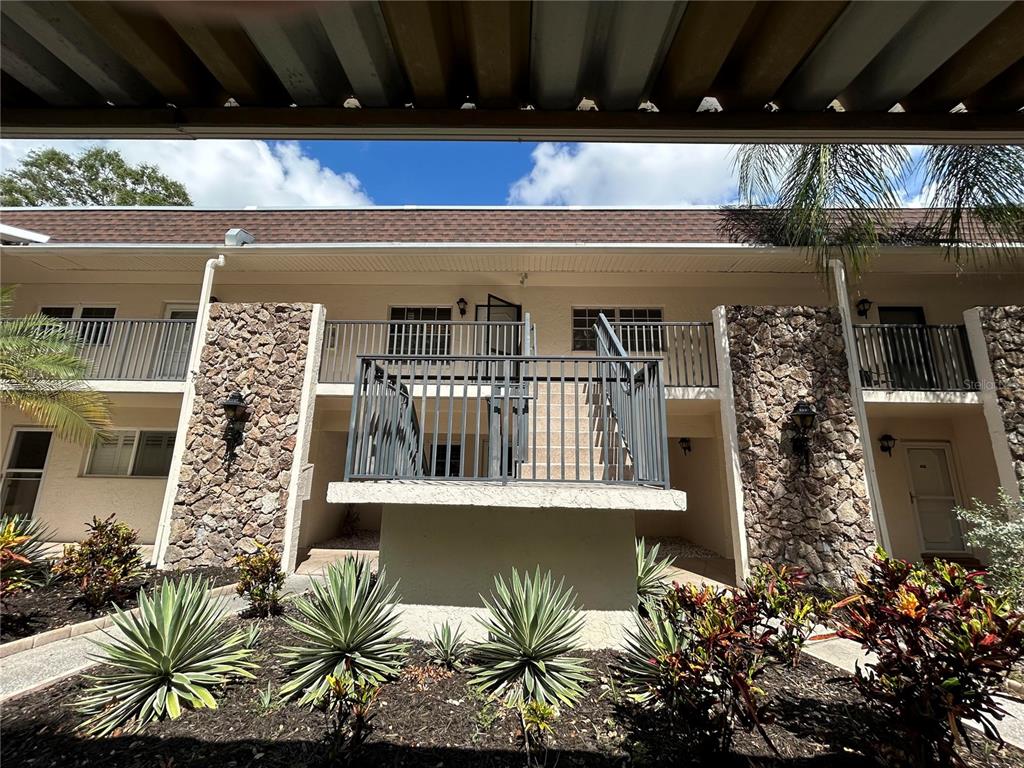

{"left": 733, "top": 144, "right": 911, "bottom": 273}
{"left": 0, "top": 286, "right": 110, "bottom": 444}
{"left": 921, "top": 144, "right": 1024, "bottom": 263}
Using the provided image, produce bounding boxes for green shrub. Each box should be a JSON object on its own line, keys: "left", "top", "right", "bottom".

{"left": 635, "top": 537, "right": 672, "bottom": 603}
{"left": 426, "top": 620, "right": 469, "bottom": 670}
{"left": 52, "top": 514, "right": 144, "bottom": 611}
{"left": 956, "top": 488, "right": 1024, "bottom": 607}
{"left": 832, "top": 550, "right": 1024, "bottom": 766}
{"left": 0, "top": 514, "right": 51, "bottom": 601}
{"left": 618, "top": 563, "right": 819, "bottom": 755}
{"left": 469, "top": 567, "right": 592, "bottom": 708}
{"left": 76, "top": 576, "right": 255, "bottom": 736}
{"left": 235, "top": 543, "right": 286, "bottom": 617}
{"left": 279, "top": 556, "right": 407, "bottom": 705}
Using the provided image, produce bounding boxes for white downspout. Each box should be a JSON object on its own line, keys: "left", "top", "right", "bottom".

{"left": 152, "top": 254, "right": 225, "bottom": 567}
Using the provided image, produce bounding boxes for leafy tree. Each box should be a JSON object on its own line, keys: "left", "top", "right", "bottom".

{"left": 0, "top": 147, "right": 191, "bottom": 206}
{"left": 956, "top": 489, "right": 1024, "bottom": 608}
{"left": 731, "top": 144, "right": 1024, "bottom": 273}
{"left": 0, "top": 286, "right": 111, "bottom": 444}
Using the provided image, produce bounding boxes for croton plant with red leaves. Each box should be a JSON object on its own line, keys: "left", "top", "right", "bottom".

{"left": 832, "top": 549, "right": 1024, "bottom": 767}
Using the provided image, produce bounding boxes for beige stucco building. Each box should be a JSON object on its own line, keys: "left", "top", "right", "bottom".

{"left": 2, "top": 207, "right": 1022, "bottom": 609}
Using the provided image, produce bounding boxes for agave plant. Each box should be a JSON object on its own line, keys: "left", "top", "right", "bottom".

{"left": 426, "top": 620, "right": 469, "bottom": 670}
{"left": 636, "top": 537, "right": 673, "bottom": 603}
{"left": 279, "top": 556, "right": 407, "bottom": 705}
{"left": 469, "top": 567, "right": 592, "bottom": 707}
{"left": 76, "top": 576, "right": 255, "bottom": 736}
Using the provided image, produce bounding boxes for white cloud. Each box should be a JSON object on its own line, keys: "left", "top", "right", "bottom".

{"left": 508, "top": 142, "right": 740, "bottom": 206}
{"left": 0, "top": 139, "right": 372, "bottom": 206}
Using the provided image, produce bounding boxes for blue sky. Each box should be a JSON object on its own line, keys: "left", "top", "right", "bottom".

{"left": 1, "top": 138, "right": 926, "bottom": 208}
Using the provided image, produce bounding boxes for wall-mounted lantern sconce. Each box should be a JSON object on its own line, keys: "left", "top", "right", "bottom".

{"left": 678, "top": 437, "right": 692, "bottom": 455}
{"left": 789, "top": 400, "right": 817, "bottom": 471}
{"left": 879, "top": 433, "right": 897, "bottom": 457}
{"left": 219, "top": 391, "right": 248, "bottom": 464}
{"left": 855, "top": 298, "right": 873, "bottom": 318}
{"left": 456, "top": 297, "right": 468, "bottom": 317}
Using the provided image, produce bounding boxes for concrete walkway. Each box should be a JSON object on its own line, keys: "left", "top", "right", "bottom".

{"left": 806, "top": 633, "right": 1024, "bottom": 750}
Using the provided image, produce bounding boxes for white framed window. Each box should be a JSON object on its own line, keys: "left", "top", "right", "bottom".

{"left": 85, "top": 430, "right": 175, "bottom": 477}
{"left": 388, "top": 306, "right": 453, "bottom": 355}
{"left": 571, "top": 307, "right": 663, "bottom": 351}
{"left": 40, "top": 305, "right": 117, "bottom": 345}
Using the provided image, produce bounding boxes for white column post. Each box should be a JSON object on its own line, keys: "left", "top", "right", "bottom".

{"left": 712, "top": 306, "right": 748, "bottom": 585}
{"left": 281, "top": 303, "right": 326, "bottom": 573}
{"left": 964, "top": 307, "right": 1020, "bottom": 502}
{"left": 830, "top": 259, "right": 890, "bottom": 549}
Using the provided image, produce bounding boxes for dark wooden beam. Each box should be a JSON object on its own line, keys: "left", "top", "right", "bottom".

{"left": 379, "top": 1, "right": 464, "bottom": 108}
{"left": 462, "top": 0, "right": 529, "bottom": 109}
{"left": 2, "top": 105, "right": 1020, "bottom": 143}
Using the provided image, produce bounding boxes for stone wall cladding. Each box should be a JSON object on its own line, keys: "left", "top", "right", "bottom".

{"left": 978, "top": 306, "right": 1024, "bottom": 494}
{"left": 726, "top": 306, "right": 875, "bottom": 590}
{"left": 163, "top": 303, "right": 313, "bottom": 568}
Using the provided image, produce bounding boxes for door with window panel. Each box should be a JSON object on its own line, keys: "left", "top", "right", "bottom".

{"left": 1, "top": 430, "right": 52, "bottom": 517}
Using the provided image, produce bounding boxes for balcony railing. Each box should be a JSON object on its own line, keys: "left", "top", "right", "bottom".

{"left": 854, "top": 324, "right": 977, "bottom": 391}
{"left": 4, "top": 318, "right": 196, "bottom": 381}
{"left": 344, "top": 353, "right": 670, "bottom": 488}
{"left": 611, "top": 321, "right": 718, "bottom": 387}
{"left": 320, "top": 319, "right": 534, "bottom": 384}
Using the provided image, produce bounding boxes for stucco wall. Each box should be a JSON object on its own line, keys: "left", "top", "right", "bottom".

{"left": 867, "top": 409, "right": 999, "bottom": 561}
{"left": 163, "top": 303, "right": 314, "bottom": 568}
{"left": 1, "top": 403, "right": 178, "bottom": 543}
{"left": 977, "top": 306, "right": 1024, "bottom": 494}
{"left": 378, "top": 504, "right": 636, "bottom": 610}
{"left": 725, "top": 306, "right": 875, "bottom": 589}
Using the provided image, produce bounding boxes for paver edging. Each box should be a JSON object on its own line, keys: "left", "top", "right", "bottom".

{"left": 0, "top": 582, "right": 238, "bottom": 660}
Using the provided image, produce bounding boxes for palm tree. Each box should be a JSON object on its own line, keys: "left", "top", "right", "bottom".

{"left": 0, "top": 286, "right": 110, "bottom": 444}
{"left": 731, "top": 144, "right": 1024, "bottom": 274}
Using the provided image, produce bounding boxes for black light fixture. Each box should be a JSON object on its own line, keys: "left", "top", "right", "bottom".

{"left": 879, "top": 433, "right": 897, "bottom": 457}
{"left": 456, "top": 297, "right": 468, "bottom": 317}
{"left": 789, "top": 400, "right": 817, "bottom": 471}
{"left": 678, "top": 437, "right": 692, "bottom": 455}
{"left": 219, "top": 391, "right": 248, "bottom": 464}
{"left": 855, "top": 298, "right": 873, "bottom": 318}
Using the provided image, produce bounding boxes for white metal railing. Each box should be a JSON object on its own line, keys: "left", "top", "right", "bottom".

{"left": 611, "top": 321, "right": 718, "bottom": 387}
{"left": 51, "top": 319, "right": 195, "bottom": 381}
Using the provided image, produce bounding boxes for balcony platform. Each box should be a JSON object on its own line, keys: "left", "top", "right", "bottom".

{"left": 327, "top": 480, "right": 687, "bottom": 513}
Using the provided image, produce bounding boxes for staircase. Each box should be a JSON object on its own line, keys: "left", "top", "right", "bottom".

{"left": 518, "top": 379, "right": 632, "bottom": 482}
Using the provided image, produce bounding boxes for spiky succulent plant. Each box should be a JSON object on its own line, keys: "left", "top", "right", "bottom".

{"left": 636, "top": 537, "right": 673, "bottom": 603}
{"left": 426, "top": 620, "right": 469, "bottom": 669}
{"left": 279, "top": 556, "right": 407, "bottom": 705}
{"left": 76, "top": 576, "right": 255, "bottom": 736}
{"left": 469, "top": 567, "right": 591, "bottom": 707}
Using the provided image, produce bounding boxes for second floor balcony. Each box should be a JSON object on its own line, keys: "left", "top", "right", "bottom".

{"left": 854, "top": 323, "right": 977, "bottom": 392}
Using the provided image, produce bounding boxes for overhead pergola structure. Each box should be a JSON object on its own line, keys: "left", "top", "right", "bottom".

{"left": 1, "top": 0, "right": 1022, "bottom": 143}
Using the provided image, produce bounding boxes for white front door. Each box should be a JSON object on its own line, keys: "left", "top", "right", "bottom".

{"left": 906, "top": 444, "right": 965, "bottom": 552}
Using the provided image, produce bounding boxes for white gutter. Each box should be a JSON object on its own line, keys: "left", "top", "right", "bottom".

{"left": 152, "top": 253, "right": 225, "bottom": 568}
{"left": 0, "top": 223, "right": 50, "bottom": 244}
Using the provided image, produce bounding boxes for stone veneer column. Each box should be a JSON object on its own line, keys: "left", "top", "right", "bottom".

{"left": 722, "top": 306, "right": 876, "bottom": 590}
{"left": 161, "top": 303, "right": 317, "bottom": 568}
{"left": 969, "top": 306, "right": 1024, "bottom": 498}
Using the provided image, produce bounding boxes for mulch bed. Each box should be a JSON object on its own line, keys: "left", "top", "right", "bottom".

{"left": 0, "top": 566, "right": 237, "bottom": 643}
{"left": 3, "top": 608, "right": 1023, "bottom": 767}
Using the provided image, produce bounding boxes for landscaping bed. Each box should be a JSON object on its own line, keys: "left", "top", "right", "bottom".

{"left": 3, "top": 609, "right": 1022, "bottom": 768}
{"left": 0, "top": 566, "right": 236, "bottom": 643}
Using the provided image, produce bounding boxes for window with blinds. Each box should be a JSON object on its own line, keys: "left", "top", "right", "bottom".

{"left": 388, "top": 306, "right": 453, "bottom": 355}
{"left": 86, "top": 430, "right": 174, "bottom": 477}
{"left": 571, "top": 307, "right": 663, "bottom": 351}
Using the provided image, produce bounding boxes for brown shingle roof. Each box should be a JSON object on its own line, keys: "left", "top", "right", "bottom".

{"left": 0, "top": 207, "right": 942, "bottom": 246}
